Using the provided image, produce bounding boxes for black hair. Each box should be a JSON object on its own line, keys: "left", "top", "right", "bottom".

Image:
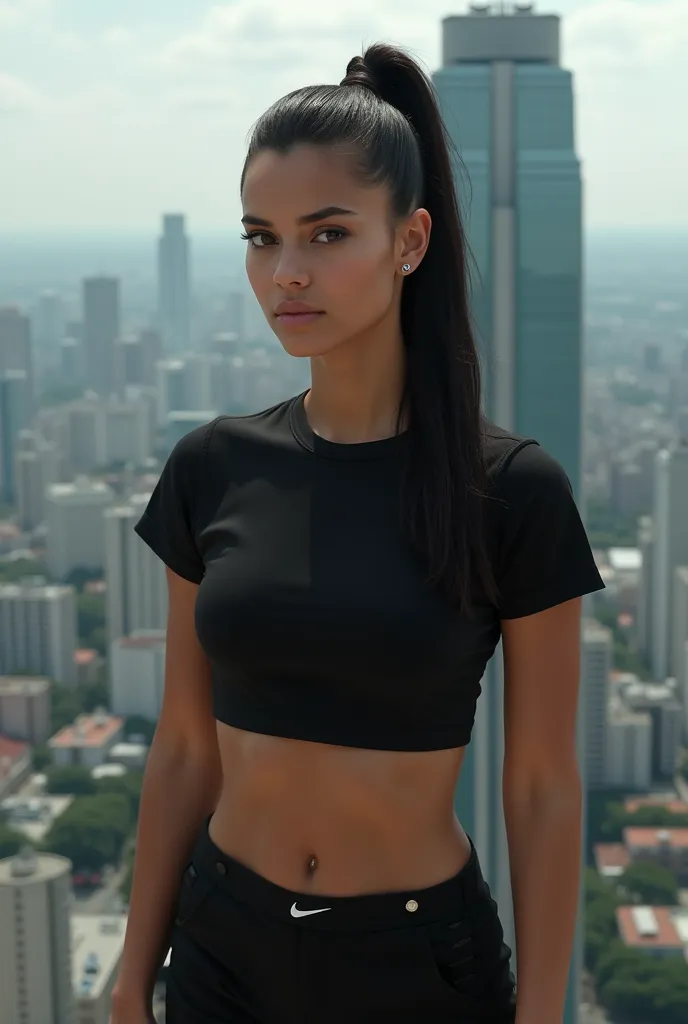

{"left": 241, "top": 43, "right": 498, "bottom": 615}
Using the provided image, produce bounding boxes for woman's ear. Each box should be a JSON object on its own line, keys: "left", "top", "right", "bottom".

{"left": 397, "top": 207, "right": 432, "bottom": 273}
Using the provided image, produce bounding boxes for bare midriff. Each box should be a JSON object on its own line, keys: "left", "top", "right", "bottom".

{"left": 208, "top": 721, "right": 472, "bottom": 896}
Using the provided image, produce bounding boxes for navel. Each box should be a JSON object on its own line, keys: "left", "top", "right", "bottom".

{"left": 306, "top": 854, "right": 318, "bottom": 874}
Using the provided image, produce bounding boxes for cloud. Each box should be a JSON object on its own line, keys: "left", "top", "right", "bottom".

{"left": 166, "top": 86, "right": 238, "bottom": 112}
{"left": 565, "top": 0, "right": 688, "bottom": 73}
{"left": 153, "top": 0, "right": 433, "bottom": 83}
{"left": 0, "top": 0, "right": 51, "bottom": 28}
{"left": 102, "top": 26, "right": 136, "bottom": 48}
{"left": 0, "top": 1, "right": 686, "bottom": 230}
{"left": 0, "top": 72, "right": 41, "bottom": 113}
{"left": 561, "top": 1, "right": 688, "bottom": 230}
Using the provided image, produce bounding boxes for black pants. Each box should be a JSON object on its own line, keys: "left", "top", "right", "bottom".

{"left": 166, "top": 818, "right": 517, "bottom": 1023}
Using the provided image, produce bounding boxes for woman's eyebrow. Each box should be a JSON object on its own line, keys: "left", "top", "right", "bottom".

{"left": 240, "top": 206, "right": 358, "bottom": 227}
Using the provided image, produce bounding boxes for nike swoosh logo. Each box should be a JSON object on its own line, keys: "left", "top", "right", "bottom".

{"left": 290, "top": 902, "right": 332, "bottom": 918}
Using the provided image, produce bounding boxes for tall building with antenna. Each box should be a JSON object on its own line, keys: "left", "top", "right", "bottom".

{"left": 434, "top": 6, "right": 586, "bottom": 1023}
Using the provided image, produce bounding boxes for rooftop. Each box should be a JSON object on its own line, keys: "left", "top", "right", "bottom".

{"left": 624, "top": 827, "right": 688, "bottom": 850}
{"left": 0, "top": 847, "right": 72, "bottom": 885}
{"left": 0, "top": 676, "right": 50, "bottom": 696}
{"left": 74, "top": 648, "right": 99, "bottom": 666}
{"left": 607, "top": 547, "right": 642, "bottom": 572}
{"left": 625, "top": 796, "right": 688, "bottom": 815}
{"left": 0, "top": 580, "right": 73, "bottom": 598}
{"left": 593, "top": 843, "right": 630, "bottom": 878}
{"left": 49, "top": 713, "right": 124, "bottom": 749}
{"left": 71, "top": 914, "right": 127, "bottom": 1002}
{"left": 115, "top": 632, "right": 166, "bottom": 649}
{"left": 0, "top": 735, "right": 30, "bottom": 761}
{"left": 616, "top": 906, "right": 688, "bottom": 949}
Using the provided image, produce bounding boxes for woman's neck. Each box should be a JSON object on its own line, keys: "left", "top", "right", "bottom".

{"left": 305, "top": 323, "right": 406, "bottom": 444}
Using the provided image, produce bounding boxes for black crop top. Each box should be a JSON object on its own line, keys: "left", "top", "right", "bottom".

{"left": 134, "top": 392, "right": 605, "bottom": 751}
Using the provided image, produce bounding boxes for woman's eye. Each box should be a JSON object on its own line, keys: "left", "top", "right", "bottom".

{"left": 241, "top": 231, "right": 274, "bottom": 248}
{"left": 314, "top": 228, "right": 347, "bottom": 244}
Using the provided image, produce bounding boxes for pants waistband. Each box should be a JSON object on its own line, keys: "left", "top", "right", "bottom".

{"left": 189, "top": 816, "right": 487, "bottom": 931}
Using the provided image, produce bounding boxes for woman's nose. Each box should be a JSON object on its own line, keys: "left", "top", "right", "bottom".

{"left": 272, "top": 252, "right": 310, "bottom": 290}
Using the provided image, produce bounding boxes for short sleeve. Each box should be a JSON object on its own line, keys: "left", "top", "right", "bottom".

{"left": 495, "top": 441, "right": 605, "bottom": 619}
{"left": 133, "top": 424, "right": 212, "bottom": 584}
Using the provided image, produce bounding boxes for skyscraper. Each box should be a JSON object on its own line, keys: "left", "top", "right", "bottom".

{"left": 0, "top": 578, "right": 78, "bottom": 685}
{"left": 158, "top": 213, "right": 191, "bottom": 354}
{"left": 104, "top": 495, "right": 167, "bottom": 648}
{"left": 0, "top": 847, "right": 74, "bottom": 1024}
{"left": 650, "top": 443, "right": 688, "bottom": 680}
{"left": 83, "top": 276, "right": 120, "bottom": 397}
{"left": 0, "top": 370, "right": 31, "bottom": 504}
{"left": 582, "top": 620, "right": 612, "bottom": 790}
{"left": 433, "top": 6, "right": 585, "bottom": 1021}
{"left": 0, "top": 307, "right": 33, "bottom": 405}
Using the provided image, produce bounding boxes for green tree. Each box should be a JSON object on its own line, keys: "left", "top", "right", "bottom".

{"left": 595, "top": 941, "right": 648, "bottom": 991}
{"left": 0, "top": 558, "right": 46, "bottom": 583}
{"left": 585, "top": 788, "right": 627, "bottom": 857}
{"left": 77, "top": 592, "right": 106, "bottom": 645}
{"left": 65, "top": 567, "right": 104, "bottom": 591}
{"left": 124, "top": 715, "right": 156, "bottom": 746}
{"left": 584, "top": 890, "right": 621, "bottom": 971}
{"left": 620, "top": 860, "right": 679, "bottom": 905}
{"left": 32, "top": 744, "right": 52, "bottom": 771}
{"left": 583, "top": 865, "right": 612, "bottom": 906}
{"left": 651, "top": 957, "right": 688, "bottom": 1024}
{"left": 599, "top": 803, "right": 688, "bottom": 842}
{"left": 42, "top": 793, "right": 132, "bottom": 869}
{"left": 95, "top": 772, "right": 143, "bottom": 822}
{"left": 50, "top": 683, "right": 82, "bottom": 733}
{"left": 80, "top": 676, "right": 110, "bottom": 713}
{"left": 45, "top": 765, "right": 97, "bottom": 796}
{"left": 0, "top": 823, "right": 24, "bottom": 858}
{"left": 598, "top": 948, "right": 688, "bottom": 1024}
{"left": 87, "top": 625, "right": 107, "bottom": 656}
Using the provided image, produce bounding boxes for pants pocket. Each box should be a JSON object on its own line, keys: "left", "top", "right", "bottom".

{"left": 174, "top": 863, "right": 216, "bottom": 928}
{"left": 419, "top": 905, "right": 517, "bottom": 1019}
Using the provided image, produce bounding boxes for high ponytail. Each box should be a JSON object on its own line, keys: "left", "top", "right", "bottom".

{"left": 241, "top": 43, "right": 498, "bottom": 615}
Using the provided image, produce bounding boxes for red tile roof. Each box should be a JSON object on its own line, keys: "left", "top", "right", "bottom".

{"left": 74, "top": 648, "right": 99, "bottom": 665}
{"left": 616, "top": 906, "right": 683, "bottom": 949}
{"left": 0, "top": 735, "right": 30, "bottom": 761}
{"left": 624, "top": 796, "right": 688, "bottom": 815}
{"left": 49, "top": 715, "right": 123, "bottom": 748}
{"left": 594, "top": 843, "right": 630, "bottom": 874}
{"left": 624, "top": 827, "right": 688, "bottom": 849}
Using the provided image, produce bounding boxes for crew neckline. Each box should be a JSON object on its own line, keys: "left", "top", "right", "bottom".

{"left": 289, "top": 391, "right": 408, "bottom": 461}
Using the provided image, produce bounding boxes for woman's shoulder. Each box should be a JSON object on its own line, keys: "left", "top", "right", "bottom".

{"left": 172, "top": 394, "right": 300, "bottom": 463}
{"left": 480, "top": 415, "right": 571, "bottom": 502}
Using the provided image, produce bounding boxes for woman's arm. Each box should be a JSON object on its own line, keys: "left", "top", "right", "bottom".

{"left": 110, "top": 569, "right": 222, "bottom": 1018}
{"left": 501, "top": 596, "right": 584, "bottom": 1024}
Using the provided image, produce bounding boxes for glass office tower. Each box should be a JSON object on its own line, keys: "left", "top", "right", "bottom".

{"left": 433, "top": 6, "right": 585, "bottom": 1023}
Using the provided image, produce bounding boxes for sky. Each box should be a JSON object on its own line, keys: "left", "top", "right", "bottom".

{"left": 0, "top": 0, "right": 686, "bottom": 233}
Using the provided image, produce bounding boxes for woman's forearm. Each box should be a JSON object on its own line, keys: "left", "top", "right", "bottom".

{"left": 112, "top": 740, "right": 222, "bottom": 1009}
{"left": 504, "top": 776, "right": 583, "bottom": 1024}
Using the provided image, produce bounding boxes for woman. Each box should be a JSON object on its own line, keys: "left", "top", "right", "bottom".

{"left": 111, "top": 44, "right": 605, "bottom": 1024}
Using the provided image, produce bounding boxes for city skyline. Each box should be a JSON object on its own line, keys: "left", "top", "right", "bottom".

{"left": 0, "top": 0, "right": 687, "bottom": 232}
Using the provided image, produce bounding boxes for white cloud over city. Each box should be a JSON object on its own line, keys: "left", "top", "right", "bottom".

{"left": 0, "top": 0, "right": 686, "bottom": 231}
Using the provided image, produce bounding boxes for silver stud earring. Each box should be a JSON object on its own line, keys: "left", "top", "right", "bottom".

{"left": 402, "top": 263, "right": 412, "bottom": 273}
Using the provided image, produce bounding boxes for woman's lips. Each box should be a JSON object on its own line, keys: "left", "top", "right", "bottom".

{"left": 276, "top": 311, "right": 325, "bottom": 325}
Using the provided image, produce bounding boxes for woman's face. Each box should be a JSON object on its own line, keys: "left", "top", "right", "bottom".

{"left": 240, "top": 144, "right": 429, "bottom": 358}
